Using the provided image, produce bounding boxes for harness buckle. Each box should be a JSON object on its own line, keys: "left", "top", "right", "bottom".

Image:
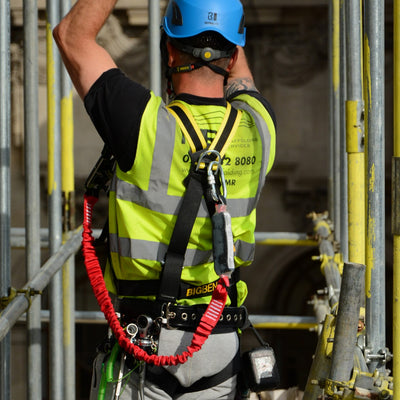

{"left": 162, "top": 302, "right": 178, "bottom": 330}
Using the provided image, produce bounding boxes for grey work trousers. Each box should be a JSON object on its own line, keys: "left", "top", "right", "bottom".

{"left": 90, "top": 329, "right": 239, "bottom": 400}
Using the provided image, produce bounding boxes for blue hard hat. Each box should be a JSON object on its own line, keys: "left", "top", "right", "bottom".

{"left": 162, "top": 0, "right": 246, "bottom": 47}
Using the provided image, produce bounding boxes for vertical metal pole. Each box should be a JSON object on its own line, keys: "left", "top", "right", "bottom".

{"left": 340, "top": 0, "right": 348, "bottom": 261}
{"left": 46, "top": 0, "right": 64, "bottom": 397}
{"left": 329, "top": 262, "right": 365, "bottom": 382}
{"left": 364, "top": 0, "right": 386, "bottom": 373}
{"left": 345, "top": 0, "right": 365, "bottom": 266}
{"left": 149, "top": 0, "right": 161, "bottom": 96}
{"left": 329, "top": 0, "right": 341, "bottom": 244}
{"left": 60, "top": 1, "right": 76, "bottom": 398}
{"left": 392, "top": 1, "right": 400, "bottom": 397}
{"left": 0, "top": 0, "right": 11, "bottom": 399}
{"left": 23, "top": 0, "right": 43, "bottom": 398}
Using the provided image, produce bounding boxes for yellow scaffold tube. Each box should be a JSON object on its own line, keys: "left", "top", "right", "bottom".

{"left": 61, "top": 88, "right": 75, "bottom": 348}
{"left": 253, "top": 322, "right": 318, "bottom": 330}
{"left": 61, "top": 90, "right": 74, "bottom": 202}
{"left": 393, "top": 1, "right": 400, "bottom": 398}
{"left": 255, "top": 238, "right": 318, "bottom": 247}
{"left": 346, "top": 100, "right": 365, "bottom": 265}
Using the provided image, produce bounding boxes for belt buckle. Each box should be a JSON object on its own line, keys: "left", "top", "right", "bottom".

{"left": 162, "top": 302, "right": 178, "bottom": 330}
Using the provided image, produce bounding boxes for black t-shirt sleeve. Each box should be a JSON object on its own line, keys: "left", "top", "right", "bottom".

{"left": 84, "top": 68, "right": 151, "bottom": 172}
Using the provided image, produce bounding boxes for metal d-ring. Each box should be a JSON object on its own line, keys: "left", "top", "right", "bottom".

{"left": 196, "top": 149, "right": 222, "bottom": 171}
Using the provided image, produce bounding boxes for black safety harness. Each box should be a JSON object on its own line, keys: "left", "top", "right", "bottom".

{"left": 84, "top": 99, "right": 280, "bottom": 395}
{"left": 115, "top": 101, "right": 245, "bottom": 326}
{"left": 84, "top": 100, "right": 247, "bottom": 394}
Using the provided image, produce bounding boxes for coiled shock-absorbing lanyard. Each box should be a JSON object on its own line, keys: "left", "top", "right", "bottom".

{"left": 82, "top": 201, "right": 229, "bottom": 366}
{"left": 81, "top": 101, "right": 242, "bottom": 366}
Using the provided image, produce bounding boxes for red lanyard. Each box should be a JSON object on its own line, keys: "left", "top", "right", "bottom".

{"left": 82, "top": 194, "right": 229, "bottom": 366}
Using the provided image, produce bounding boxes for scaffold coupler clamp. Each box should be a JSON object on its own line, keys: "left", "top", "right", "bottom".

{"left": 0, "top": 286, "right": 42, "bottom": 311}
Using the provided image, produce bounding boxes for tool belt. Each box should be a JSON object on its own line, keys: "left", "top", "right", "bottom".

{"left": 117, "top": 298, "right": 248, "bottom": 333}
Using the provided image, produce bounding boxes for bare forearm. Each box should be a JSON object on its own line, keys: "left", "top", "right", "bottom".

{"left": 225, "top": 47, "right": 258, "bottom": 98}
{"left": 57, "top": 0, "right": 117, "bottom": 39}
{"left": 53, "top": 0, "right": 118, "bottom": 98}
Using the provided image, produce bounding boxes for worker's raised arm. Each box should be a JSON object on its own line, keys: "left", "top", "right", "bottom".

{"left": 53, "top": 0, "right": 118, "bottom": 99}
{"left": 225, "top": 46, "right": 258, "bottom": 98}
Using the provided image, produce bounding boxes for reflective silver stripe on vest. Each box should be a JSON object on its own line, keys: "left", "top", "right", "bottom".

{"left": 230, "top": 99, "right": 271, "bottom": 206}
{"left": 113, "top": 177, "right": 256, "bottom": 218}
{"left": 112, "top": 102, "right": 272, "bottom": 218}
{"left": 109, "top": 233, "right": 255, "bottom": 265}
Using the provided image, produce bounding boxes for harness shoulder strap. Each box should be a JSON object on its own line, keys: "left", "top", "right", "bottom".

{"left": 167, "top": 101, "right": 242, "bottom": 158}
{"left": 158, "top": 102, "right": 241, "bottom": 303}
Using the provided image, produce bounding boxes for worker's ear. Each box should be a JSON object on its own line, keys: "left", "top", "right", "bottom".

{"left": 166, "top": 42, "right": 179, "bottom": 67}
{"left": 226, "top": 47, "right": 239, "bottom": 72}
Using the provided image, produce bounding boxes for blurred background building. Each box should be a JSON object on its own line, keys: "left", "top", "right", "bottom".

{"left": 4, "top": 0, "right": 394, "bottom": 398}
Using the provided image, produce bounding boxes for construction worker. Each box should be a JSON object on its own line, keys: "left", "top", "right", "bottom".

{"left": 54, "top": 0, "right": 276, "bottom": 399}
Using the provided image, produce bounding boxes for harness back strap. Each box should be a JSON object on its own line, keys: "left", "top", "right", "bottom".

{"left": 167, "top": 101, "right": 241, "bottom": 157}
{"left": 157, "top": 102, "right": 242, "bottom": 303}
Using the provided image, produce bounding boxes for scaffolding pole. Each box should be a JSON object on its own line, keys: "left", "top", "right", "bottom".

{"left": 329, "top": 0, "right": 341, "bottom": 244}
{"left": 23, "top": 0, "right": 42, "bottom": 398}
{"left": 0, "top": 230, "right": 82, "bottom": 342}
{"left": 345, "top": 0, "right": 365, "bottom": 266}
{"left": 149, "top": 0, "right": 161, "bottom": 96}
{"left": 254, "top": 232, "right": 317, "bottom": 247}
{"left": 364, "top": 0, "right": 386, "bottom": 373}
{"left": 46, "top": 0, "right": 64, "bottom": 397}
{"left": 392, "top": 1, "right": 400, "bottom": 398}
{"left": 339, "top": 0, "right": 348, "bottom": 261}
{"left": 329, "top": 262, "right": 365, "bottom": 382}
{"left": 0, "top": 0, "right": 11, "bottom": 398}
{"left": 60, "top": 0, "right": 75, "bottom": 395}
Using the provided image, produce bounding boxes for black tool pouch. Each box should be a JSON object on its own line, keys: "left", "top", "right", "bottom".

{"left": 240, "top": 323, "right": 280, "bottom": 393}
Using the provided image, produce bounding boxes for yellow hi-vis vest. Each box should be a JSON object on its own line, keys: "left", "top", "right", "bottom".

{"left": 105, "top": 92, "right": 276, "bottom": 306}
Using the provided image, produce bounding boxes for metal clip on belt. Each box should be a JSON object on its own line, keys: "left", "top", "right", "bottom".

{"left": 117, "top": 299, "right": 248, "bottom": 333}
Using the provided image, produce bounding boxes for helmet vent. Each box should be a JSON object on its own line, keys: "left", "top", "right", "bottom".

{"left": 172, "top": 1, "right": 183, "bottom": 26}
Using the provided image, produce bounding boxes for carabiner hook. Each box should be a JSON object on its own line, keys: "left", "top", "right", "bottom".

{"left": 207, "top": 161, "right": 227, "bottom": 203}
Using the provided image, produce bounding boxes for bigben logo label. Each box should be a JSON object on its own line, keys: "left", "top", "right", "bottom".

{"left": 186, "top": 281, "right": 218, "bottom": 298}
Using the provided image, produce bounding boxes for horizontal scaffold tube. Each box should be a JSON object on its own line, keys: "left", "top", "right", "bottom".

{"left": 0, "top": 228, "right": 82, "bottom": 342}
{"left": 16, "top": 311, "right": 319, "bottom": 330}
{"left": 255, "top": 232, "right": 318, "bottom": 246}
